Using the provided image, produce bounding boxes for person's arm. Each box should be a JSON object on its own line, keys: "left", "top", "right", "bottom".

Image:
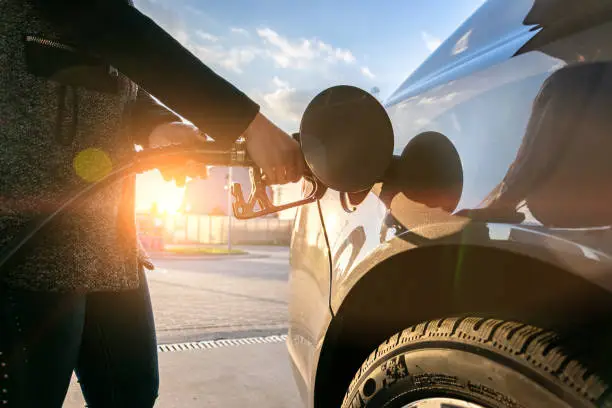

{"left": 128, "top": 88, "right": 209, "bottom": 186}
{"left": 129, "top": 88, "right": 182, "bottom": 147}
{"left": 32, "top": 0, "right": 259, "bottom": 144}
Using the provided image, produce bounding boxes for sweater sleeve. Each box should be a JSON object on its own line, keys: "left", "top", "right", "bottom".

{"left": 32, "top": 0, "right": 260, "bottom": 144}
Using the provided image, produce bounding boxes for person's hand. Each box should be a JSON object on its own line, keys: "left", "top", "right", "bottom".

{"left": 137, "top": 239, "right": 155, "bottom": 271}
{"left": 148, "top": 121, "right": 209, "bottom": 187}
{"left": 243, "top": 113, "right": 305, "bottom": 185}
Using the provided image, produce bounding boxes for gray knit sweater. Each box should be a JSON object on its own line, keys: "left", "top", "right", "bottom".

{"left": 0, "top": 1, "right": 170, "bottom": 292}
{"left": 0, "top": 0, "right": 259, "bottom": 292}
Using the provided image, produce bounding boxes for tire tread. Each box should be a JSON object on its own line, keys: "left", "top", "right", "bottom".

{"left": 342, "top": 317, "right": 609, "bottom": 407}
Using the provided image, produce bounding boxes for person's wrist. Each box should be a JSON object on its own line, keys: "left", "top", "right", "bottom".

{"left": 244, "top": 113, "right": 268, "bottom": 143}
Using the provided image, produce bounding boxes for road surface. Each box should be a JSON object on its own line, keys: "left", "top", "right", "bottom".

{"left": 64, "top": 246, "right": 301, "bottom": 408}
{"left": 149, "top": 245, "right": 290, "bottom": 344}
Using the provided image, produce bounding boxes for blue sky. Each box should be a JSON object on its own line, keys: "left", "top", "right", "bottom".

{"left": 134, "top": 0, "right": 486, "bottom": 133}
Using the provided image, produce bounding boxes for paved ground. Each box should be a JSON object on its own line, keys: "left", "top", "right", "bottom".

{"left": 64, "top": 342, "right": 301, "bottom": 408}
{"left": 149, "top": 246, "right": 291, "bottom": 344}
{"left": 63, "top": 246, "right": 301, "bottom": 408}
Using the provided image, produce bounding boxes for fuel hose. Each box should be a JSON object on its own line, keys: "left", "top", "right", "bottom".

{"left": 0, "top": 141, "right": 252, "bottom": 275}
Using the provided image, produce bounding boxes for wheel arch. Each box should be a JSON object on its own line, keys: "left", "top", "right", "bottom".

{"left": 313, "top": 243, "right": 612, "bottom": 408}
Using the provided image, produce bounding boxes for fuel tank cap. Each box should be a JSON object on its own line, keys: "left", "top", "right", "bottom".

{"left": 299, "top": 85, "right": 394, "bottom": 193}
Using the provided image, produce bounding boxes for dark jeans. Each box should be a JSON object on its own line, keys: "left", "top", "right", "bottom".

{"left": 0, "top": 267, "right": 159, "bottom": 408}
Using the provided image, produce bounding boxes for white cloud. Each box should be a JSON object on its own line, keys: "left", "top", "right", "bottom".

{"left": 260, "top": 77, "right": 315, "bottom": 128}
{"left": 332, "top": 47, "right": 356, "bottom": 64}
{"left": 231, "top": 27, "right": 250, "bottom": 36}
{"left": 186, "top": 26, "right": 359, "bottom": 76}
{"left": 193, "top": 45, "right": 260, "bottom": 74}
{"left": 263, "top": 77, "right": 300, "bottom": 122}
{"left": 272, "top": 76, "right": 290, "bottom": 89}
{"left": 174, "top": 30, "right": 190, "bottom": 46}
{"left": 361, "top": 66, "right": 375, "bottom": 79}
{"left": 317, "top": 41, "right": 333, "bottom": 53}
{"left": 257, "top": 27, "right": 356, "bottom": 69}
{"left": 220, "top": 48, "right": 258, "bottom": 73}
{"left": 196, "top": 31, "right": 219, "bottom": 42}
{"left": 131, "top": 4, "right": 363, "bottom": 92}
{"left": 257, "top": 28, "right": 314, "bottom": 68}
{"left": 421, "top": 31, "right": 442, "bottom": 52}
{"left": 132, "top": 2, "right": 360, "bottom": 78}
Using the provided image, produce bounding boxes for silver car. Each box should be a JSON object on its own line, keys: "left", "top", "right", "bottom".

{"left": 288, "top": 0, "right": 612, "bottom": 407}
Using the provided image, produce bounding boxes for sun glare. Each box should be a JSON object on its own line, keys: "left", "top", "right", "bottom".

{"left": 154, "top": 192, "right": 184, "bottom": 215}
{"left": 136, "top": 170, "right": 186, "bottom": 214}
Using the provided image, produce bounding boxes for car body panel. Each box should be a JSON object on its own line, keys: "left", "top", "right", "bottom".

{"left": 325, "top": 11, "right": 612, "bottom": 313}
{"left": 286, "top": 200, "right": 332, "bottom": 407}
{"left": 288, "top": 0, "right": 612, "bottom": 407}
{"left": 386, "top": 0, "right": 540, "bottom": 108}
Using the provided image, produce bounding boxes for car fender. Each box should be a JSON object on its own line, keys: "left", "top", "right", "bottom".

{"left": 312, "top": 220, "right": 612, "bottom": 408}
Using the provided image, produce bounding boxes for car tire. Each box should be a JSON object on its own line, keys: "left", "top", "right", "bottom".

{"left": 341, "top": 317, "right": 611, "bottom": 408}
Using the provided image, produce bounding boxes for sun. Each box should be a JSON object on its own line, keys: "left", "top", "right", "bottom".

{"left": 136, "top": 170, "right": 186, "bottom": 215}
{"left": 154, "top": 192, "right": 184, "bottom": 215}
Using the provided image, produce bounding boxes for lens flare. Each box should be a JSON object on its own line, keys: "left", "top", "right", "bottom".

{"left": 73, "top": 148, "right": 113, "bottom": 183}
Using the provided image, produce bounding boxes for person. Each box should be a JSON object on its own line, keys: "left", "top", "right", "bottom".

{"left": 0, "top": 0, "right": 304, "bottom": 407}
